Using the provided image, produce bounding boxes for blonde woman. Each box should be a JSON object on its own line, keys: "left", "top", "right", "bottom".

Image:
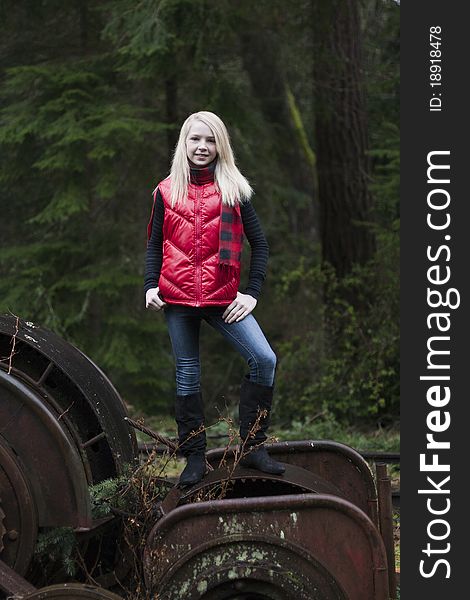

{"left": 144, "top": 111, "right": 285, "bottom": 487}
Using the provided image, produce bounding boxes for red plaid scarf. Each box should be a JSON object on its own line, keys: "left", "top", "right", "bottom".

{"left": 219, "top": 203, "right": 243, "bottom": 268}
{"left": 189, "top": 160, "right": 244, "bottom": 273}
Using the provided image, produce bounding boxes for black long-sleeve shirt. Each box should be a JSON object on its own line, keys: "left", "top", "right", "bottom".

{"left": 144, "top": 189, "right": 269, "bottom": 299}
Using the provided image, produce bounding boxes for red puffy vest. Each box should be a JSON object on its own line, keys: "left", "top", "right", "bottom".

{"left": 156, "top": 177, "right": 243, "bottom": 307}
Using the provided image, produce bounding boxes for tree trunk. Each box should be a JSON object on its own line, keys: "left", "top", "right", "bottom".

{"left": 312, "top": 0, "right": 375, "bottom": 277}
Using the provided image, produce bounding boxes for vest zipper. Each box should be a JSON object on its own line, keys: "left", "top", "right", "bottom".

{"left": 195, "top": 187, "right": 202, "bottom": 306}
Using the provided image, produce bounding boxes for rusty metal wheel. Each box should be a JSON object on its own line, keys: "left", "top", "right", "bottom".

{"left": 23, "top": 583, "right": 123, "bottom": 599}
{"left": 0, "top": 315, "right": 139, "bottom": 588}
{"left": 0, "top": 435, "right": 38, "bottom": 574}
{"left": 0, "top": 315, "right": 138, "bottom": 487}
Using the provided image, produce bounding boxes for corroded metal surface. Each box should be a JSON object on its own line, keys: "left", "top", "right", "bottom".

{"left": 144, "top": 494, "right": 390, "bottom": 600}
{"left": 0, "top": 434, "right": 38, "bottom": 574}
{"left": 0, "top": 370, "right": 92, "bottom": 531}
{"left": 0, "top": 315, "right": 139, "bottom": 532}
{"left": 23, "top": 582, "right": 123, "bottom": 599}
{"left": 0, "top": 315, "right": 396, "bottom": 599}
{"left": 178, "top": 463, "right": 344, "bottom": 504}
{"left": 207, "top": 440, "right": 379, "bottom": 524}
{"left": 0, "top": 315, "right": 139, "bottom": 590}
{"left": 0, "top": 315, "right": 138, "bottom": 482}
{"left": 0, "top": 558, "right": 37, "bottom": 597}
{"left": 376, "top": 463, "right": 397, "bottom": 600}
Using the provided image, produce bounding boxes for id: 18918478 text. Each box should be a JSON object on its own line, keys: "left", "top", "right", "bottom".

{"left": 429, "top": 26, "right": 442, "bottom": 112}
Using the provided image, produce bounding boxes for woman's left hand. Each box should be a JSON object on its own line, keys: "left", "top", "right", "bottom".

{"left": 222, "top": 292, "right": 257, "bottom": 323}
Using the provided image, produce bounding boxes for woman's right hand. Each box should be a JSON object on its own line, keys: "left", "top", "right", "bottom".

{"left": 145, "top": 287, "right": 167, "bottom": 311}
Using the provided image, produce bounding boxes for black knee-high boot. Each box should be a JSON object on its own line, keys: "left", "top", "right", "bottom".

{"left": 175, "top": 392, "right": 207, "bottom": 486}
{"left": 239, "top": 375, "right": 285, "bottom": 475}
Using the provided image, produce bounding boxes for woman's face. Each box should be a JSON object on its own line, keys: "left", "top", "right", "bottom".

{"left": 186, "top": 121, "right": 217, "bottom": 166}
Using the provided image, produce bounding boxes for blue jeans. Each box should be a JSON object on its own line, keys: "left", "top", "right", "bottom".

{"left": 164, "top": 305, "right": 277, "bottom": 395}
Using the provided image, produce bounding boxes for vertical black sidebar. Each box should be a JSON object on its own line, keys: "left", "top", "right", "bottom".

{"left": 401, "top": 2, "right": 467, "bottom": 597}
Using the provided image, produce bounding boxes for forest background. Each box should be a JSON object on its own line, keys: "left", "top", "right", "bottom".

{"left": 0, "top": 0, "right": 399, "bottom": 448}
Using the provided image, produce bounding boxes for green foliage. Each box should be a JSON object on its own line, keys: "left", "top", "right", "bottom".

{"left": 274, "top": 410, "right": 399, "bottom": 453}
{"left": 33, "top": 470, "right": 131, "bottom": 577}
{"left": 32, "top": 462, "right": 173, "bottom": 582}
{"left": 0, "top": 6, "right": 173, "bottom": 410}
{"left": 272, "top": 100, "right": 399, "bottom": 425}
{"left": 34, "top": 527, "right": 78, "bottom": 577}
{"left": 274, "top": 250, "right": 399, "bottom": 424}
{"left": 269, "top": 1, "right": 399, "bottom": 426}
{"left": 89, "top": 469, "right": 136, "bottom": 518}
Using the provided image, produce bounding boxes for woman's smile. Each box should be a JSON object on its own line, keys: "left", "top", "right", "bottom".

{"left": 186, "top": 121, "right": 217, "bottom": 166}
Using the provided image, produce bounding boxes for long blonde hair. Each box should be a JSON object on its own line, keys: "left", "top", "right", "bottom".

{"left": 168, "top": 111, "right": 253, "bottom": 208}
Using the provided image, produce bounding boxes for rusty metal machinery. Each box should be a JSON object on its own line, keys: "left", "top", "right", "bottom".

{"left": 0, "top": 315, "right": 139, "bottom": 598}
{"left": 144, "top": 494, "right": 389, "bottom": 600}
{"left": 143, "top": 443, "right": 393, "bottom": 600}
{"left": 206, "top": 441, "right": 380, "bottom": 519}
{"left": 1, "top": 315, "right": 396, "bottom": 599}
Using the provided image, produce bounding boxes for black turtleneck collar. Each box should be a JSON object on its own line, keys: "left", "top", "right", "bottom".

{"left": 189, "top": 157, "right": 217, "bottom": 185}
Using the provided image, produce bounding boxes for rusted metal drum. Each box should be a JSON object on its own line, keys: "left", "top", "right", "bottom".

{"left": 0, "top": 315, "right": 138, "bottom": 582}
{"left": 144, "top": 494, "right": 390, "bottom": 599}
{"left": 0, "top": 315, "right": 138, "bottom": 482}
{"left": 179, "top": 463, "right": 345, "bottom": 504}
{"left": 207, "top": 440, "right": 379, "bottom": 525}
{"left": 1, "top": 315, "right": 394, "bottom": 599}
